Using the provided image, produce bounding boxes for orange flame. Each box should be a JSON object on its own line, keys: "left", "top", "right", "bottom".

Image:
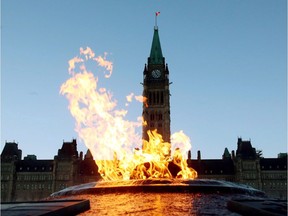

{"left": 60, "top": 47, "right": 197, "bottom": 181}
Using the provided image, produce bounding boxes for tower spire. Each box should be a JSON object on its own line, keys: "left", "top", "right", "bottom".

{"left": 149, "top": 13, "right": 164, "bottom": 65}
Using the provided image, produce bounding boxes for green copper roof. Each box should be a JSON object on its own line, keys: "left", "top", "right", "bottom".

{"left": 149, "top": 28, "right": 164, "bottom": 64}
{"left": 223, "top": 148, "right": 231, "bottom": 158}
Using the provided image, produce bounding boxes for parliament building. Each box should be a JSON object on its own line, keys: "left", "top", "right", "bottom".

{"left": 1, "top": 25, "right": 287, "bottom": 201}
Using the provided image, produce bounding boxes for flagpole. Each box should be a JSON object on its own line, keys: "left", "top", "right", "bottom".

{"left": 155, "top": 13, "right": 157, "bottom": 29}
{"left": 155, "top": 12, "right": 160, "bottom": 29}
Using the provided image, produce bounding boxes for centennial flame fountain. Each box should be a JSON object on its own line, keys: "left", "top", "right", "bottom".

{"left": 52, "top": 46, "right": 270, "bottom": 215}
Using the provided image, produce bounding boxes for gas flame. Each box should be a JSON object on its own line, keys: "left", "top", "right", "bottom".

{"left": 60, "top": 47, "right": 197, "bottom": 181}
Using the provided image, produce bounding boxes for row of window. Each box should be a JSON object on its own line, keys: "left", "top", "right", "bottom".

{"left": 242, "top": 173, "right": 257, "bottom": 179}
{"left": 57, "top": 175, "right": 70, "bottom": 180}
{"left": 147, "top": 91, "right": 164, "bottom": 105}
{"left": 204, "top": 170, "right": 227, "bottom": 174}
{"left": 261, "top": 173, "right": 287, "bottom": 180}
{"left": 19, "top": 166, "right": 53, "bottom": 171}
{"left": 16, "top": 183, "right": 52, "bottom": 190}
{"left": 242, "top": 162, "right": 256, "bottom": 170}
{"left": 150, "top": 113, "right": 163, "bottom": 121}
{"left": 262, "top": 182, "right": 287, "bottom": 187}
{"left": 2, "top": 182, "right": 74, "bottom": 191}
{"left": 261, "top": 165, "right": 287, "bottom": 170}
{"left": 17, "top": 174, "right": 53, "bottom": 181}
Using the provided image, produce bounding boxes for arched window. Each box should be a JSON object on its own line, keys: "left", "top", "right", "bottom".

{"left": 161, "top": 92, "right": 164, "bottom": 104}
{"left": 156, "top": 91, "right": 159, "bottom": 104}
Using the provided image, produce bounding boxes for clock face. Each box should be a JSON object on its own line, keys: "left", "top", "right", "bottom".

{"left": 152, "top": 69, "right": 161, "bottom": 78}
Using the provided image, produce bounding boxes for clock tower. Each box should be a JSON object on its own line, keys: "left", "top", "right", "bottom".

{"left": 142, "top": 26, "right": 171, "bottom": 144}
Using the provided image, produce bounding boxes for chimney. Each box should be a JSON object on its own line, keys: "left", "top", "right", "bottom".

{"left": 197, "top": 150, "right": 201, "bottom": 161}
{"left": 188, "top": 150, "right": 191, "bottom": 160}
{"left": 232, "top": 150, "right": 235, "bottom": 159}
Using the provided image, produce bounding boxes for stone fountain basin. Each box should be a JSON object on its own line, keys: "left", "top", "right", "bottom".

{"left": 51, "top": 179, "right": 265, "bottom": 197}
{"left": 48, "top": 179, "right": 273, "bottom": 215}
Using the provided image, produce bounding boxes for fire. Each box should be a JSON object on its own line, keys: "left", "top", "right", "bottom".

{"left": 60, "top": 47, "right": 197, "bottom": 181}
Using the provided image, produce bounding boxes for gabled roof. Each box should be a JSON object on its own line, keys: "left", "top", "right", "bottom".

{"left": 149, "top": 27, "right": 164, "bottom": 65}
{"left": 57, "top": 139, "right": 78, "bottom": 160}
{"left": 236, "top": 138, "right": 256, "bottom": 159}
{"left": 1, "top": 142, "right": 22, "bottom": 161}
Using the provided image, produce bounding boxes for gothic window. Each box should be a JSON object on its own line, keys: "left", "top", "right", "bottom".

{"left": 158, "top": 113, "right": 162, "bottom": 120}
{"left": 149, "top": 92, "right": 152, "bottom": 105}
{"left": 150, "top": 113, "right": 155, "bottom": 121}
{"left": 161, "top": 91, "right": 164, "bottom": 104}
{"left": 156, "top": 91, "right": 159, "bottom": 104}
{"left": 153, "top": 92, "right": 156, "bottom": 104}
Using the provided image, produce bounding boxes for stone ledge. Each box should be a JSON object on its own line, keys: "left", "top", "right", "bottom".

{"left": 1, "top": 199, "right": 90, "bottom": 216}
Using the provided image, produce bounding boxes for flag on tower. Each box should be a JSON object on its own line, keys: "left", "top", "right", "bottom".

{"left": 156, "top": 12, "right": 160, "bottom": 16}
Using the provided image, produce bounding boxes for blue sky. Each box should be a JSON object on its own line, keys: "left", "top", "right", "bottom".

{"left": 1, "top": 0, "right": 287, "bottom": 159}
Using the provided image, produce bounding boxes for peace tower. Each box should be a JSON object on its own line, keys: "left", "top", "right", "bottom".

{"left": 142, "top": 25, "right": 171, "bottom": 144}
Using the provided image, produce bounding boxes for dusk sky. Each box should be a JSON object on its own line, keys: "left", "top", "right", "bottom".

{"left": 1, "top": 0, "right": 287, "bottom": 160}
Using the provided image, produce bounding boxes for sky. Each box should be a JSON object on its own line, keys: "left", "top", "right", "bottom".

{"left": 1, "top": 0, "right": 287, "bottom": 160}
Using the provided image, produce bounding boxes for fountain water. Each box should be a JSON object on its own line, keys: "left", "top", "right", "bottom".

{"left": 49, "top": 179, "right": 268, "bottom": 215}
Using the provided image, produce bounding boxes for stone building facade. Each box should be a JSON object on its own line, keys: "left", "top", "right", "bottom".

{"left": 1, "top": 138, "right": 286, "bottom": 201}
{"left": 1, "top": 139, "right": 100, "bottom": 202}
{"left": 188, "top": 138, "right": 287, "bottom": 199}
